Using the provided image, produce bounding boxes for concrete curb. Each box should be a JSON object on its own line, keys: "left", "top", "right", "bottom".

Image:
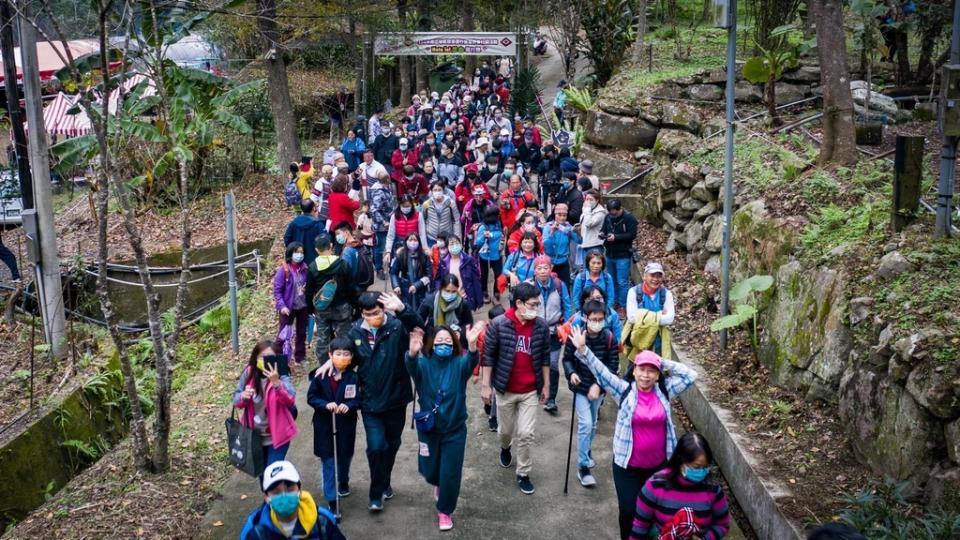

{"left": 673, "top": 344, "right": 806, "bottom": 540}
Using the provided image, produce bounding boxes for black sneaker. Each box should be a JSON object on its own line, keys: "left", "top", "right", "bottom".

{"left": 517, "top": 475, "right": 535, "bottom": 494}
{"left": 488, "top": 415, "right": 498, "bottom": 432}
{"left": 543, "top": 400, "right": 558, "bottom": 415}
{"left": 578, "top": 467, "right": 597, "bottom": 487}
{"left": 368, "top": 499, "right": 383, "bottom": 512}
{"left": 337, "top": 483, "right": 351, "bottom": 497}
{"left": 499, "top": 446, "right": 513, "bottom": 468}
{"left": 383, "top": 486, "right": 395, "bottom": 500}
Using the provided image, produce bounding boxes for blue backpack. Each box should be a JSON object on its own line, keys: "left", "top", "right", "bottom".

{"left": 284, "top": 177, "right": 301, "bottom": 206}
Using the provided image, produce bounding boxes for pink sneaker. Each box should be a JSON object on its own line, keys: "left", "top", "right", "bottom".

{"left": 438, "top": 512, "right": 453, "bottom": 531}
{"left": 433, "top": 486, "right": 439, "bottom": 502}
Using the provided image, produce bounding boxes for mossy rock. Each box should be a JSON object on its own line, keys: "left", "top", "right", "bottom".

{"left": 730, "top": 199, "right": 796, "bottom": 280}
{"left": 759, "top": 261, "right": 853, "bottom": 396}
{"left": 0, "top": 365, "right": 126, "bottom": 530}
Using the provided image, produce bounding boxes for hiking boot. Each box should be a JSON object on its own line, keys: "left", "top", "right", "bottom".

{"left": 543, "top": 399, "right": 558, "bottom": 415}
{"left": 383, "top": 486, "right": 395, "bottom": 500}
{"left": 578, "top": 467, "right": 597, "bottom": 487}
{"left": 337, "top": 483, "right": 351, "bottom": 497}
{"left": 368, "top": 499, "right": 383, "bottom": 512}
{"left": 488, "top": 415, "right": 498, "bottom": 432}
{"left": 499, "top": 446, "right": 513, "bottom": 468}
{"left": 438, "top": 512, "right": 454, "bottom": 531}
{"left": 517, "top": 475, "right": 535, "bottom": 494}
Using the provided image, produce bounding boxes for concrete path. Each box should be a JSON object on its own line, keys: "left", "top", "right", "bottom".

{"left": 200, "top": 273, "right": 746, "bottom": 539}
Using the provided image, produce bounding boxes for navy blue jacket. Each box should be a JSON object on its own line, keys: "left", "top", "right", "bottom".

{"left": 307, "top": 369, "right": 360, "bottom": 459}
{"left": 283, "top": 215, "right": 325, "bottom": 265}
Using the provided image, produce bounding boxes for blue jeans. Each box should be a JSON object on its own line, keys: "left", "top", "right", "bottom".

{"left": 321, "top": 456, "right": 352, "bottom": 503}
{"left": 257, "top": 442, "right": 290, "bottom": 485}
{"left": 575, "top": 393, "right": 602, "bottom": 468}
{"left": 362, "top": 406, "right": 407, "bottom": 501}
{"left": 606, "top": 256, "right": 631, "bottom": 309}
{"left": 374, "top": 231, "right": 388, "bottom": 272}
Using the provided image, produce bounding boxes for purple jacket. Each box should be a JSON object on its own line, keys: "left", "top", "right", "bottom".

{"left": 273, "top": 262, "right": 308, "bottom": 312}
{"left": 435, "top": 252, "right": 484, "bottom": 310}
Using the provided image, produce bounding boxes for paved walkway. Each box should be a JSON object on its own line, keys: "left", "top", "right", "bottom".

{"left": 200, "top": 280, "right": 745, "bottom": 539}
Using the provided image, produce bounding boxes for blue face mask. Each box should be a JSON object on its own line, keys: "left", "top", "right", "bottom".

{"left": 682, "top": 466, "right": 710, "bottom": 483}
{"left": 335, "top": 233, "right": 346, "bottom": 245}
{"left": 269, "top": 492, "right": 301, "bottom": 517}
{"left": 292, "top": 252, "right": 304, "bottom": 264}
{"left": 441, "top": 291, "right": 459, "bottom": 303}
{"left": 434, "top": 343, "right": 454, "bottom": 357}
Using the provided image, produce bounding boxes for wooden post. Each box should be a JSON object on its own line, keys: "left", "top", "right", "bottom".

{"left": 892, "top": 135, "right": 924, "bottom": 232}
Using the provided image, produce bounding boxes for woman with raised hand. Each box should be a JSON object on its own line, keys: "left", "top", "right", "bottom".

{"left": 405, "top": 323, "right": 486, "bottom": 531}
{"left": 233, "top": 340, "right": 298, "bottom": 470}
{"left": 567, "top": 326, "right": 698, "bottom": 540}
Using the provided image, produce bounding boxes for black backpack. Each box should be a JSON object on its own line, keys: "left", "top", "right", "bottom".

{"left": 355, "top": 245, "right": 375, "bottom": 289}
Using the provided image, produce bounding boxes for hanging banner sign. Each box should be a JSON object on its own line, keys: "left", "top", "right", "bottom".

{"left": 374, "top": 32, "right": 517, "bottom": 56}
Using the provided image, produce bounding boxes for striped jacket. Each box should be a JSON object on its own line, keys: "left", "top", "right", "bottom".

{"left": 630, "top": 471, "right": 731, "bottom": 540}
{"left": 574, "top": 348, "right": 697, "bottom": 469}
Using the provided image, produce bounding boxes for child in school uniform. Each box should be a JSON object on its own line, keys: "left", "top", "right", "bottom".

{"left": 307, "top": 337, "right": 361, "bottom": 515}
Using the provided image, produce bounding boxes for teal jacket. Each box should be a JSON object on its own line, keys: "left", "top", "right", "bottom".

{"left": 405, "top": 351, "right": 479, "bottom": 434}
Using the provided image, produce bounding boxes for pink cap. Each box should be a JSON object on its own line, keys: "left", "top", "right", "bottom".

{"left": 632, "top": 350, "right": 662, "bottom": 370}
{"left": 534, "top": 255, "right": 552, "bottom": 268}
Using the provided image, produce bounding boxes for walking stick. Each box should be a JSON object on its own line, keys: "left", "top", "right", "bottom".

{"left": 331, "top": 410, "right": 342, "bottom": 522}
{"left": 563, "top": 393, "right": 576, "bottom": 495}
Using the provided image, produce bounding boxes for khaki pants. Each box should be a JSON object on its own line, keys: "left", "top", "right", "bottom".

{"left": 496, "top": 390, "right": 539, "bottom": 476}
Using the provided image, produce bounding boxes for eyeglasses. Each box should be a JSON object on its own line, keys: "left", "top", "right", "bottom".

{"left": 522, "top": 300, "right": 541, "bottom": 309}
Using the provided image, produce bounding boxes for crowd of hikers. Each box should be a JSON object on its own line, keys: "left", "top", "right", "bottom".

{"left": 236, "top": 58, "right": 865, "bottom": 540}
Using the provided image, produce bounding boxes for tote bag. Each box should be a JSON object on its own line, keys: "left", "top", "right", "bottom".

{"left": 225, "top": 406, "right": 265, "bottom": 477}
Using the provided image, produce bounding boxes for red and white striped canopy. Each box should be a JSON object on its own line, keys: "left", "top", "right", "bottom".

{"left": 33, "top": 74, "right": 157, "bottom": 139}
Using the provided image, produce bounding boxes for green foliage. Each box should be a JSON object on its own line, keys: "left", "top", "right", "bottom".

{"left": 840, "top": 477, "right": 960, "bottom": 539}
{"left": 580, "top": 0, "right": 636, "bottom": 86}
{"left": 800, "top": 203, "right": 887, "bottom": 258}
{"left": 711, "top": 274, "right": 773, "bottom": 361}
{"left": 13, "top": 369, "right": 30, "bottom": 381}
{"left": 564, "top": 86, "right": 596, "bottom": 113}
{"left": 509, "top": 67, "right": 542, "bottom": 121}
{"left": 198, "top": 301, "right": 232, "bottom": 336}
{"left": 729, "top": 275, "right": 774, "bottom": 302}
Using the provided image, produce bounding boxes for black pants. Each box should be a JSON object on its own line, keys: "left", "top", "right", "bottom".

{"left": 479, "top": 258, "right": 503, "bottom": 298}
{"left": 361, "top": 406, "right": 407, "bottom": 501}
{"left": 553, "top": 262, "right": 571, "bottom": 287}
{"left": 612, "top": 461, "right": 663, "bottom": 540}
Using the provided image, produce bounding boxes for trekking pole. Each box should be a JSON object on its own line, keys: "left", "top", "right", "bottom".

{"left": 562, "top": 394, "right": 576, "bottom": 494}
{"left": 331, "top": 410, "right": 342, "bottom": 522}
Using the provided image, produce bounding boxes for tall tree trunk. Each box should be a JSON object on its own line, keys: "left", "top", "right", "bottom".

{"left": 256, "top": 0, "right": 300, "bottom": 168}
{"left": 812, "top": 0, "right": 857, "bottom": 165}
{"left": 630, "top": 0, "right": 649, "bottom": 65}
{"left": 894, "top": 29, "right": 911, "bottom": 85}
{"left": 463, "top": 0, "right": 476, "bottom": 77}
{"left": 398, "top": 0, "right": 411, "bottom": 108}
{"left": 415, "top": 0, "right": 430, "bottom": 93}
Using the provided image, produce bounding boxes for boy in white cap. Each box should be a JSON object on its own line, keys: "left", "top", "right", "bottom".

{"left": 240, "top": 460, "right": 345, "bottom": 539}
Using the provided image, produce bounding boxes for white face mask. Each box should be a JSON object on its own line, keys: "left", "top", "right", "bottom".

{"left": 585, "top": 200, "right": 597, "bottom": 210}
{"left": 587, "top": 320, "right": 605, "bottom": 333}
{"left": 432, "top": 191, "right": 444, "bottom": 201}
{"left": 518, "top": 306, "right": 538, "bottom": 321}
